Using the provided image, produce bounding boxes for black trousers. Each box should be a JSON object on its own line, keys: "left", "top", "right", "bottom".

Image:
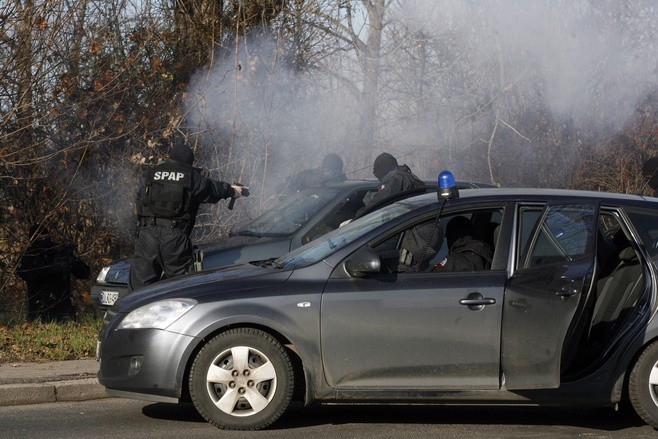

{"left": 129, "top": 223, "right": 193, "bottom": 291}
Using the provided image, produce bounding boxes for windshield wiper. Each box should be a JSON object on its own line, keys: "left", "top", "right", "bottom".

{"left": 256, "top": 258, "right": 284, "bottom": 269}
{"left": 236, "top": 230, "right": 265, "bottom": 237}
{"left": 237, "top": 230, "right": 291, "bottom": 238}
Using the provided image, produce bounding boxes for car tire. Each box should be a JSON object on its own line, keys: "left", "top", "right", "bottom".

{"left": 629, "top": 340, "right": 658, "bottom": 428}
{"left": 189, "top": 328, "right": 294, "bottom": 430}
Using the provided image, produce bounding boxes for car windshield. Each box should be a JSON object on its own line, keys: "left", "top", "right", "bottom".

{"left": 230, "top": 187, "right": 344, "bottom": 237}
{"left": 276, "top": 198, "right": 423, "bottom": 270}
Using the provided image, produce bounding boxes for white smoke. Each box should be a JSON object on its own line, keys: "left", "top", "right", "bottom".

{"left": 396, "top": 0, "right": 657, "bottom": 128}
{"left": 184, "top": 1, "right": 658, "bottom": 190}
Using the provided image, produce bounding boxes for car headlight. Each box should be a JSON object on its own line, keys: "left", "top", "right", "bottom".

{"left": 96, "top": 266, "right": 111, "bottom": 283}
{"left": 117, "top": 299, "right": 197, "bottom": 330}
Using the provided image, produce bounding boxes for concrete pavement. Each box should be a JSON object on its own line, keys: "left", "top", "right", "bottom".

{"left": 0, "top": 359, "right": 112, "bottom": 406}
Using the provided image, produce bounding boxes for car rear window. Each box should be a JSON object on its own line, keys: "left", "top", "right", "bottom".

{"left": 518, "top": 204, "right": 596, "bottom": 269}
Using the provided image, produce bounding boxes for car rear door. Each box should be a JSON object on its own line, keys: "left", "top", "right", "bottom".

{"left": 501, "top": 201, "right": 599, "bottom": 389}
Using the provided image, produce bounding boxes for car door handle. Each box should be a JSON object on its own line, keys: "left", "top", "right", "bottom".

{"left": 555, "top": 291, "right": 576, "bottom": 298}
{"left": 460, "top": 293, "right": 496, "bottom": 310}
{"left": 460, "top": 298, "right": 496, "bottom": 306}
{"left": 555, "top": 287, "right": 578, "bottom": 300}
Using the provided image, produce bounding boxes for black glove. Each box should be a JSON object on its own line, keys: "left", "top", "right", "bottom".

{"left": 228, "top": 183, "right": 250, "bottom": 210}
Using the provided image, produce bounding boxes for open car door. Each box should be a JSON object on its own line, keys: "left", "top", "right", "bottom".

{"left": 501, "top": 201, "right": 599, "bottom": 389}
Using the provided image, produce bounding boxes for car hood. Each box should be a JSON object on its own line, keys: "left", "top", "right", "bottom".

{"left": 198, "top": 233, "right": 265, "bottom": 249}
{"left": 111, "top": 262, "right": 292, "bottom": 313}
{"left": 198, "top": 235, "right": 292, "bottom": 270}
{"left": 100, "top": 258, "right": 132, "bottom": 284}
{"left": 99, "top": 233, "right": 291, "bottom": 286}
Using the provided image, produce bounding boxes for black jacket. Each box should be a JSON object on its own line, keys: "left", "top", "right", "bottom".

{"left": 433, "top": 236, "right": 493, "bottom": 272}
{"left": 136, "top": 159, "right": 236, "bottom": 232}
{"left": 356, "top": 165, "right": 425, "bottom": 217}
{"left": 16, "top": 237, "right": 90, "bottom": 320}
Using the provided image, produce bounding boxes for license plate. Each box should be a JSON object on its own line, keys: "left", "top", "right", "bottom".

{"left": 99, "top": 290, "right": 119, "bottom": 305}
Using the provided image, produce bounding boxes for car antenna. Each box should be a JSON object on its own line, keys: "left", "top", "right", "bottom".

{"left": 413, "top": 170, "right": 458, "bottom": 271}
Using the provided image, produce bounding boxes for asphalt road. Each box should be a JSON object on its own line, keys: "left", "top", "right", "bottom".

{"left": 1, "top": 398, "right": 657, "bottom": 438}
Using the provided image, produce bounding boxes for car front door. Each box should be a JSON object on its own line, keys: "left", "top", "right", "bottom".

{"left": 501, "top": 201, "right": 599, "bottom": 389}
{"left": 320, "top": 209, "right": 507, "bottom": 391}
{"left": 321, "top": 271, "right": 506, "bottom": 390}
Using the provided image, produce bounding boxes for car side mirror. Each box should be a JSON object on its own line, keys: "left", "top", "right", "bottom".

{"left": 345, "top": 248, "right": 381, "bottom": 277}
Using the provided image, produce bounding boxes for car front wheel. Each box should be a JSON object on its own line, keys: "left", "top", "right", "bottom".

{"left": 189, "top": 328, "right": 294, "bottom": 430}
{"left": 629, "top": 340, "right": 658, "bottom": 428}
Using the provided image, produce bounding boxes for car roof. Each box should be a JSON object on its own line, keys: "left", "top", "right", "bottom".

{"left": 314, "top": 179, "right": 495, "bottom": 190}
{"left": 407, "top": 186, "right": 656, "bottom": 207}
{"left": 202, "top": 180, "right": 495, "bottom": 247}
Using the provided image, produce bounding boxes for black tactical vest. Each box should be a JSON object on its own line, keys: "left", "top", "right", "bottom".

{"left": 137, "top": 161, "right": 192, "bottom": 218}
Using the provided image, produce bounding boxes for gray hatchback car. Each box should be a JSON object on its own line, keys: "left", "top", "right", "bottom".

{"left": 97, "top": 178, "right": 658, "bottom": 431}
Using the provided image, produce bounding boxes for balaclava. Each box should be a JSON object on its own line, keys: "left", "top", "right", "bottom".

{"left": 373, "top": 152, "right": 398, "bottom": 181}
{"left": 170, "top": 142, "right": 194, "bottom": 166}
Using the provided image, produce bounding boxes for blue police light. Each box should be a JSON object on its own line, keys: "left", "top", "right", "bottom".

{"left": 438, "top": 170, "right": 459, "bottom": 200}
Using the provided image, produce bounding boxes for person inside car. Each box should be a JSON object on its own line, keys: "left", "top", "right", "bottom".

{"left": 432, "top": 216, "right": 493, "bottom": 272}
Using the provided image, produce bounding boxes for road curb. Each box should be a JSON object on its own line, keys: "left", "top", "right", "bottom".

{"left": 0, "top": 378, "right": 112, "bottom": 406}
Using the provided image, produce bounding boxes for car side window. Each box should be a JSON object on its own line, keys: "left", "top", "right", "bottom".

{"left": 371, "top": 208, "right": 503, "bottom": 273}
{"left": 518, "top": 204, "right": 596, "bottom": 269}
{"left": 371, "top": 219, "right": 438, "bottom": 273}
{"left": 303, "top": 189, "right": 371, "bottom": 243}
{"left": 625, "top": 208, "right": 658, "bottom": 260}
{"left": 429, "top": 209, "right": 502, "bottom": 272}
{"left": 360, "top": 188, "right": 381, "bottom": 211}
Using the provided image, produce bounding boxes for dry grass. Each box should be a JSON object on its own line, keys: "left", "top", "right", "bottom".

{"left": 0, "top": 315, "right": 102, "bottom": 363}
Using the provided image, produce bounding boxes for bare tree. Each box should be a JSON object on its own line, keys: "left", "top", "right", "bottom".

{"left": 1, "top": 0, "right": 655, "bottom": 323}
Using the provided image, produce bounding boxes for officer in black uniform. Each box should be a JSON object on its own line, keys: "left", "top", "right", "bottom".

{"left": 278, "top": 153, "right": 347, "bottom": 195}
{"left": 16, "top": 224, "right": 90, "bottom": 321}
{"left": 129, "top": 141, "right": 244, "bottom": 291}
{"left": 355, "top": 152, "right": 425, "bottom": 217}
{"left": 432, "top": 216, "right": 493, "bottom": 272}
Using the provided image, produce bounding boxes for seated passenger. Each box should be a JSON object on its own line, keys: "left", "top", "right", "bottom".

{"left": 398, "top": 221, "right": 444, "bottom": 272}
{"left": 432, "top": 216, "right": 493, "bottom": 272}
